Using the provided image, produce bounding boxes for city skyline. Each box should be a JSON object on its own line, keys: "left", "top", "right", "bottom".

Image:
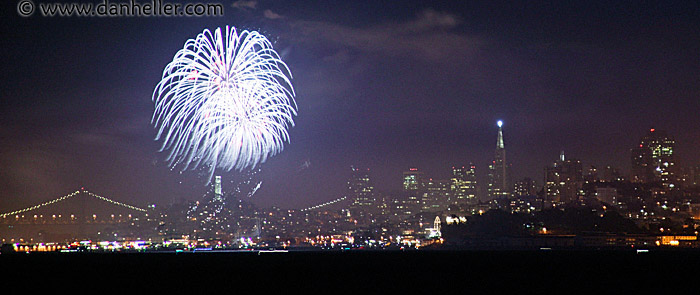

{"left": 1, "top": 118, "right": 699, "bottom": 247}
{"left": 1, "top": 0, "right": 699, "bottom": 211}
{"left": 0, "top": 122, "right": 693, "bottom": 212}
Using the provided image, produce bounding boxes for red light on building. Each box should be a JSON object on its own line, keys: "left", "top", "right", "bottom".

{"left": 650, "top": 128, "right": 655, "bottom": 132}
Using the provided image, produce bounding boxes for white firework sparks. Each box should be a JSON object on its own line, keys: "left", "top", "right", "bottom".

{"left": 152, "top": 26, "right": 296, "bottom": 182}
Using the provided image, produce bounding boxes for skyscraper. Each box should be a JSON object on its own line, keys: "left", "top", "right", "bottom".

{"left": 488, "top": 120, "right": 511, "bottom": 199}
{"left": 678, "top": 165, "right": 700, "bottom": 188}
{"left": 631, "top": 128, "right": 676, "bottom": 190}
{"left": 513, "top": 177, "right": 537, "bottom": 197}
{"left": 423, "top": 178, "right": 451, "bottom": 212}
{"left": 544, "top": 151, "right": 583, "bottom": 205}
{"left": 348, "top": 166, "right": 374, "bottom": 208}
{"left": 451, "top": 165, "right": 477, "bottom": 205}
{"left": 403, "top": 168, "right": 424, "bottom": 192}
{"left": 348, "top": 166, "right": 376, "bottom": 222}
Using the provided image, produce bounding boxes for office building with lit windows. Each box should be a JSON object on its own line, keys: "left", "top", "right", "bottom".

{"left": 403, "top": 168, "right": 424, "bottom": 192}
{"left": 544, "top": 151, "right": 584, "bottom": 205}
{"left": 348, "top": 166, "right": 375, "bottom": 213}
{"left": 631, "top": 128, "right": 676, "bottom": 190}
{"left": 513, "top": 177, "right": 537, "bottom": 197}
{"left": 451, "top": 165, "right": 477, "bottom": 205}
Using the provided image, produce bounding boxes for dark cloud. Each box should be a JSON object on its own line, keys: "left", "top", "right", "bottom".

{"left": 231, "top": 0, "right": 258, "bottom": 10}
{"left": 264, "top": 9, "right": 284, "bottom": 20}
{"left": 289, "top": 9, "right": 481, "bottom": 63}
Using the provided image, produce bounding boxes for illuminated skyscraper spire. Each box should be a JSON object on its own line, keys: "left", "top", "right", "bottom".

{"left": 488, "top": 120, "right": 510, "bottom": 199}
{"left": 497, "top": 120, "right": 504, "bottom": 149}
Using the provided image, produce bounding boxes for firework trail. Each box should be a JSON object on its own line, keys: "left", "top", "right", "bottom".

{"left": 152, "top": 26, "right": 296, "bottom": 183}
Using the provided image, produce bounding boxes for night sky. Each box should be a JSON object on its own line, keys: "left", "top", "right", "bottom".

{"left": 1, "top": 0, "right": 699, "bottom": 211}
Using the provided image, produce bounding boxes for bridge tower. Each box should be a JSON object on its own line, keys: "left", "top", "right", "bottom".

{"left": 79, "top": 189, "right": 86, "bottom": 240}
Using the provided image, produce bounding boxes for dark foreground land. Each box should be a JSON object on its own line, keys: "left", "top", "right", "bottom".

{"left": 1, "top": 249, "right": 697, "bottom": 291}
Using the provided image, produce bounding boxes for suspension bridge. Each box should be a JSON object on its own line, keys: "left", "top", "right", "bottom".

{"left": 0, "top": 189, "right": 148, "bottom": 225}
{"left": 300, "top": 196, "right": 349, "bottom": 212}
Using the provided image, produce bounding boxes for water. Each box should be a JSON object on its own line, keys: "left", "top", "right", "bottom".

{"left": 1, "top": 249, "right": 696, "bottom": 291}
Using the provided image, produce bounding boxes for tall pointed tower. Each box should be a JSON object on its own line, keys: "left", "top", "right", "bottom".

{"left": 488, "top": 120, "right": 511, "bottom": 199}
{"left": 214, "top": 175, "right": 223, "bottom": 201}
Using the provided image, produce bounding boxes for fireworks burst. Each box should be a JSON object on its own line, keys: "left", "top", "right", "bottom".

{"left": 152, "top": 26, "right": 296, "bottom": 183}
